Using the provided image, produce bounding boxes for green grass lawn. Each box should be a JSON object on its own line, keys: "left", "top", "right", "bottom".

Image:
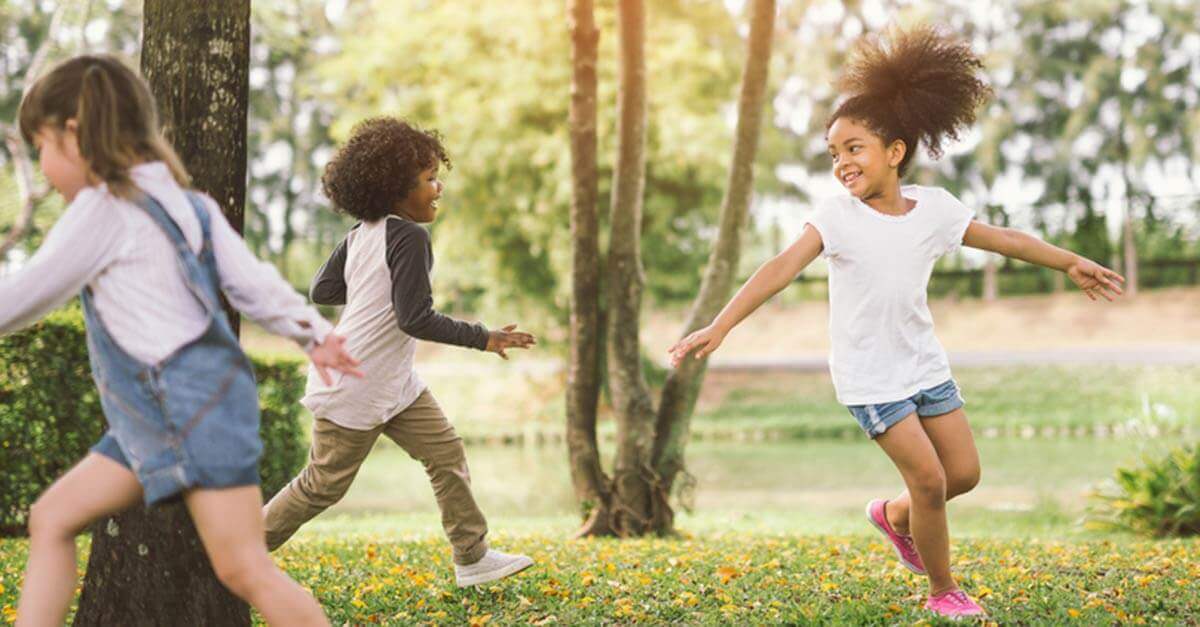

{"left": 686, "top": 365, "right": 1200, "bottom": 440}
{"left": 4, "top": 528, "right": 1197, "bottom": 624}
{"left": 242, "top": 316, "right": 1200, "bottom": 443}
{"left": 312, "top": 438, "right": 1162, "bottom": 540}
{"left": 5, "top": 342, "right": 1195, "bottom": 623}
{"left": 269, "top": 362, "right": 1200, "bottom": 445}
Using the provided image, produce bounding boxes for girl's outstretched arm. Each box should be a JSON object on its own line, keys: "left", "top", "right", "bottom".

{"left": 668, "top": 224, "right": 824, "bottom": 367}
{"left": 0, "top": 189, "right": 123, "bottom": 336}
{"left": 962, "top": 220, "right": 1125, "bottom": 301}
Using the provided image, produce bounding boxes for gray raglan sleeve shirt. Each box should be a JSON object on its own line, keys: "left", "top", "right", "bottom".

{"left": 309, "top": 227, "right": 353, "bottom": 306}
{"left": 385, "top": 219, "right": 490, "bottom": 350}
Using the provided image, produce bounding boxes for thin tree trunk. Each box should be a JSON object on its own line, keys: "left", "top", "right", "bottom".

{"left": 651, "top": 0, "right": 776, "bottom": 534}
{"left": 565, "top": 0, "right": 613, "bottom": 538}
{"left": 1122, "top": 203, "right": 1138, "bottom": 296}
{"left": 74, "top": 3, "right": 252, "bottom": 624}
{"left": 606, "top": 0, "right": 658, "bottom": 538}
{"left": 0, "top": 2, "right": 72, "bottom": 261}
{"left": 279, "top": 67, "right": 301, "bottom": 278}
{"left": 981, "top": 205, "right": 1000, "bottom": 301}
{"left": 982, "top": 255, "right": 998, "bottom": 301}
{"left": 1118, "top": 123, "right": 1139, "bottom": 296}
{"left": 0, "top": 128, "right": 49, "bottom": 260}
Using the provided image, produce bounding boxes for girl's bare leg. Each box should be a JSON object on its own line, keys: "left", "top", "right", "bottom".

{"left": 17, "top": 454, "right": 143, "bottom": 627}
{"left": 183, "top": 486, "right": 328, "bottom": 626}
{"left": 874, "top": 415, "right": 957, "bottom": 595}
{"left": 886, "top": 408, "right": 981, "bottom": 535}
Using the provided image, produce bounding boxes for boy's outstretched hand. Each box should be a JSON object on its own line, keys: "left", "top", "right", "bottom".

{"left": 667, "top": 325, "right": 726, "bottom": 368}
{"left": 1066, "top": 257, "right": 1125, "bottom": 301}
{"left": 309, "top": 333, "right": 365, "bottom": 385}
{"left": 487, "top": 324, "right": 537, "bottom": 360}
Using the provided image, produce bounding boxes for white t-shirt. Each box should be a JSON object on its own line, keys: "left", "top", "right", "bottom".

{"left": 806, "top": 185, "right": 974, "bottom": 405}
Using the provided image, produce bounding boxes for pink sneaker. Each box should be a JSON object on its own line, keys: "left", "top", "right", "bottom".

{"left": 924, "top": 588, "right": 986, "bottom": 618}
{"left": 866, "top": 499, "right": 925, "bottom": 574}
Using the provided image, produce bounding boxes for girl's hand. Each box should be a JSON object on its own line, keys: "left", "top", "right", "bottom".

{"left": 486, "top": 324, "right": 537, "bottom": 360}
{"left": 308, "top": 333, "right": 364, "bottom": 385}
{"left": 1066, "top": 257, "right": 1125, "bottom": 301}
{"left": 668, "top": 325, "right": 726, "bottom": 368}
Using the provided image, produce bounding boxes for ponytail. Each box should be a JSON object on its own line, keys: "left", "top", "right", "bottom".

{"left": 18, "top": 54, "right": 190, "bottom": 198}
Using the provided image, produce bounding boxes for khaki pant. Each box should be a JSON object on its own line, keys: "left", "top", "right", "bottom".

{"left": 263, "top": 389, "right": 488, "bottom": 564}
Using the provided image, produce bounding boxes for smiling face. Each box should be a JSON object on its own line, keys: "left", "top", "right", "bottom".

{"left": 393, "top": 163, "right": 444, "bottom": 223}
{"left": 826, "top": 116, "right": 906, "bottom": 200}
{"left": 34, "top": 122, "right": 91, "bottom": 202}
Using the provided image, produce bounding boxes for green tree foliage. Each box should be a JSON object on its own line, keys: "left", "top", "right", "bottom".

{"left": 246, "top": 0, "right": 351, "bottom": 283}
{"left": 314, "top": 0, "right": 789, "bottom": 321}
{"left": 775, "top": 0, "right": 1200, "bottom": 269}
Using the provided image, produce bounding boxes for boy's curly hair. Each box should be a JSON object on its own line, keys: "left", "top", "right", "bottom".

{"left": 827, "top": 24, "right": 992, "bottom": 177}
{"left": 321, "top": 117, "right": 451, "bottom": 221}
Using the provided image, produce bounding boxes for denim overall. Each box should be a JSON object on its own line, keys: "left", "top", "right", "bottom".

{"left": 85, "top": 191, "right": 262, "bottom": 505}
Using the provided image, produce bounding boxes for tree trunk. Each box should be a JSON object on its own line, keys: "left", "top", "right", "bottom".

{"left": 1117, "top": 124, "right": 1139, "bottom": 296}
{"left": 1122, "top": 202, "right": 1138, "bottom": 297}
{"left": 605, "top": 0, "right": 658, "bottom": 538}
{"left": 74, "top": 3, "right": 252, "bottom": 625}
{"left": 565, "top": 0, "right": 613, "bottom": 538}
{"left": 981, "top": 205, "right": 1000, "bottom": 301}
{"left": 142, "top": 0, "right": 252, "bottom": 333}
{"left": 982, "top": 255, "right": 998, "bottom": 301}
{"left": 651, "top": 0, "right": 776, "bottom": 534}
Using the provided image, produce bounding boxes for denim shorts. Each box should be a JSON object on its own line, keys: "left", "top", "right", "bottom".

{"left": 846, "top": 379, "right": 965, "bottom": 439}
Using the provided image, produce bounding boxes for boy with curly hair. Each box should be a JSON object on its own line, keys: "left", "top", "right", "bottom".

{"left": 263, "top": 117, "right": 536, "bottom": 587}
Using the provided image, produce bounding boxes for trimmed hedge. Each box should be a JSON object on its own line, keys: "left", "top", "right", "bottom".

{"left": 0, "top": 305, "right": 308, "bottom": 536}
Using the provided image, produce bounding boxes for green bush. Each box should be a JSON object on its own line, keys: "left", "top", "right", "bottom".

{"left": 1088, "top": 442, "right": 1200, "bottom": 537}
{"left": 0, "top": 306, "right": 308, "bottom": 537}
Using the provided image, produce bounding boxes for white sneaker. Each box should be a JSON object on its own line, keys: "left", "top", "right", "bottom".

{"left": 454, "top": 549, "right": 534, "bottom": 587}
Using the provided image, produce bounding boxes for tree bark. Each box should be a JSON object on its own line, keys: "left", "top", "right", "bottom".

{"left": 74, "top": 507, "right": 247, "bottom": 625}
{"left": 141, "top": 0, "right": 252, "bottom": 331}
{"left": 605, "top": 0, "right": 658, "bottom": 538}
{"left": 74, "top": 3, "right": 252, "bottom": 625}
{"left": 650, "top": 0, "right": 776, "bottom": 534}
{"left": 565, "top": 0, "right": 614, "bottom": 537}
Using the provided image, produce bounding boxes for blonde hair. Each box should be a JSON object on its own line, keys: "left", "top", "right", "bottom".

{"left": 18, "top": 54, "right": 190, "bottom": 198}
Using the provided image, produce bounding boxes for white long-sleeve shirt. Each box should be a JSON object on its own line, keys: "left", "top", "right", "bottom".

{"left": 0, "top": 161, "right": 331, "bottom": 364}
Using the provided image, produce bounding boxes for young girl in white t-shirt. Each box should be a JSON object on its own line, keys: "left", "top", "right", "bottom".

{"left": 668, "top": 24, "right": 1123, "bottom": 619}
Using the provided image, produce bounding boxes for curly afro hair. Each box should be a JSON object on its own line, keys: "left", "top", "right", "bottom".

{"left": 827, "top": 23, "right": 992, "bottom": 177}
{"left": 321, "top": 117, "right": 452, "bottom": 221}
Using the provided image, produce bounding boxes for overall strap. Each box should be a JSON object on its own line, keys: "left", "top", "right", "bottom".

{"left": 130, "top": 190, "right": 219, "bottom": 314}
{"left": 181, "top": 191, "right": 214, "bottom": 249}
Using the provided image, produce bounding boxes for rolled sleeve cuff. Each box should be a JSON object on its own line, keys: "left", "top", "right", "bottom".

{"left": 296, "top": 315, "right": 334, "bottom": 352}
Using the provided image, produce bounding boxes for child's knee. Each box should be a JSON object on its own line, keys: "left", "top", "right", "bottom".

{"left": 212, "top": 552, "right": 275, "bottom": 599}
{"left": 295, "top": 465, "right": 355, "bottom": 507}
{"left": 418, "top": 439, "right": 467, "bottom": 470}
{"left": 948, "top": 465, "right": 981, "bottom": 498}
{"left": 27, "top": 498, "right": 78, "bottom": 540}
{"left": 908, "top": 468, "right": 947, "bottom": 505}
